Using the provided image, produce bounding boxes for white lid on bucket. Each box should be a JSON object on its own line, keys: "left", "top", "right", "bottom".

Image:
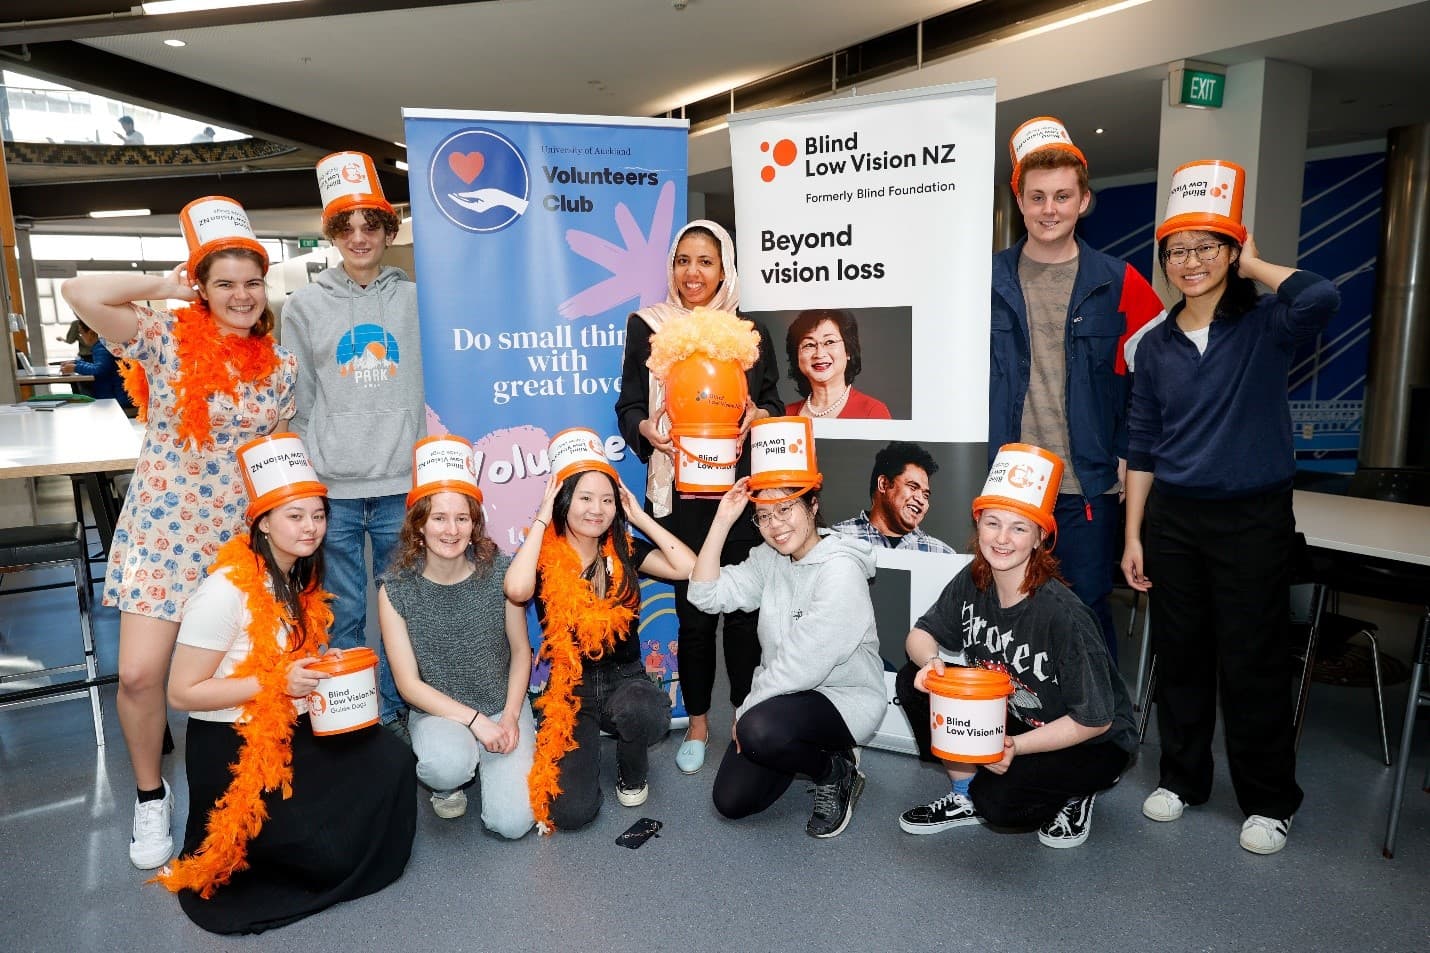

{"left": 549, "top": 427, "right": 617, "bottom": 485}
{"left": 316, "top": 151, "right": 394, "bottom": 221}
{"left": 408, "top": 435, "right": 482, "bottom": 507}
{"left": 238, "top": 433, "right": 327, "bottom": 521}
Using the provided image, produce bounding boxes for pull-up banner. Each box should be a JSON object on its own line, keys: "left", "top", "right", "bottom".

{"left": 729, "top": 80, "right": 996, "bottom": 752}
{"left": 403, "top": 108, "right": 689, "bottom": 713}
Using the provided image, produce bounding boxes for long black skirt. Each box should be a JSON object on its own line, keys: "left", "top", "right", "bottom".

{"left": 177, "top": 715, "right": 417, "bottom": 935}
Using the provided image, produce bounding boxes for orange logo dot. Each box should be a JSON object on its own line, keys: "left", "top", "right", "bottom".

{"left": 758, "top": 137, "right": 799, "bottom": 182}
{"left": 934, "top": 713, "right": 944, "bottom": 726}
{"left": 761, "top": 166, "right": 776, "bottom": 183}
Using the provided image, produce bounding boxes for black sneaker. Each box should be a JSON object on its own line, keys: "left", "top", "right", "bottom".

{"left": 898, "top": 791, "right": 981, "bottom": 834}
{"left": 806, "top": 751, "right": 865, "bottom": 839}
{"left": 1038, "top": 794, "right": 1096, "bottom": 849}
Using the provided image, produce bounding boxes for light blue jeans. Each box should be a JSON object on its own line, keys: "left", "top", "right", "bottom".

{"left": 324, "top": 494, "right": 406, "bottom": 722}
{"left": 409, "top": 703, "right": 537, "bottom": 839}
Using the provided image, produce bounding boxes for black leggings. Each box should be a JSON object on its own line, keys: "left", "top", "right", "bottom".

{"left": 712, "top": 691, "right": 855, "bottom": 819}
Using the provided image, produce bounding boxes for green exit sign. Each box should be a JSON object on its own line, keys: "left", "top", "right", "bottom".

{"left": 1170, "top": 61, "right": 1226, "bottom": 109}
{"left": 299, "top": 237, "right": 322, "bottom": 248}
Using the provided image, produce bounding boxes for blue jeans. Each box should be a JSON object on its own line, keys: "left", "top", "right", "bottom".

{"left": 1052, "top": 493, "right": 1120, "bottom": 662}
{"left": 324, "top": 494, "right": 407, "bottom": 721}
{"left": 409, "top": 704, "right": 537, "bottom": 839}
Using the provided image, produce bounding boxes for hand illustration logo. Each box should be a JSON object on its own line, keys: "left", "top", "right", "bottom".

{"left": 430, "top": 128, "right": 530, "bottom": 233}
{"left": 557, "top": 179, "right": 676, "bottom": 319}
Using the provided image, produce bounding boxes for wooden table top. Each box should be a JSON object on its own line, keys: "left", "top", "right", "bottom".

{"left": 0, "top": 399, "right": 142, "bottom": 478}
{"left": 1294, "top": 489, "right": 1430, "bottom": 568}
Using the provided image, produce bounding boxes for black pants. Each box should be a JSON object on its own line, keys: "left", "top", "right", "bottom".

{"left": 659, "top": 497, "right": 762, "bottom": 716}
{"left": 548, "top": 660, "right": 671, "bottom": 831}
{"left": 1143, "top": 485, "right": 1304, "bottom": 820}
{"left": 895, "top": 661, "right": 1128, "bottom": 827}
{"left": 712, "top": 692, "right": 855, "bottom": 819}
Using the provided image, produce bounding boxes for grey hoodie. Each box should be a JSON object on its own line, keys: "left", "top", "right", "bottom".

{"left": 687, "top": 530, "right": 885, "bottom": 743}
{"left": 282, "top": 264, "right": 425, "bottom": 498}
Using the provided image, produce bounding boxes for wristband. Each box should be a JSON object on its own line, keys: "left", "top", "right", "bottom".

{"left": 467, "top": 711, "right": 480, "bottom": 730}
{"left": 532, "top": 518, "right": 547, "bottom": 528}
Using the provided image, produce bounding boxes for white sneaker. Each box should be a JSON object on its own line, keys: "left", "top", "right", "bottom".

{"left": 430, "top": 789, "right": 468, "bottom": 819}
{"left": 1142, "top": 787, "right": 1186, "bottom": 822}
{"left": 616, "top": 775, "right": 649, "bottom": 807}
{"left": 129, "top": 780, "right": 174, "bottom": 870}
{"left": 1240, "top": 815, "right": 1292, "bottom": 854}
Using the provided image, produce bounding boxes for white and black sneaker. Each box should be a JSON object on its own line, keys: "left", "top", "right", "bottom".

{"left": 899, "top": 791, "right": 981, "bottom": 834}
{"left": 616, "top": 772, "right": 649, "bottom": 808}
{"left": 129, "top": 780, "right": 174, "bottom": 870}
{"left": 1038, "top": 794, "right": 1096, "bottom": 849}
{"left": 806, "top": 750, "right": 865, "bottom": 839}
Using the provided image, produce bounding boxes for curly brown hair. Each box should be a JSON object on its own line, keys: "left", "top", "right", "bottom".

{"left": 194, "top": 247, "right": 274, "bottom": 338}
{"left": 967, "top": 526, "right": 1066, "bottom": 596}
{"left": 323, "top": 206, "right": 401, "bottom": 241}
{"left": 389, "top": 492, "right": 498, "bottom": 576}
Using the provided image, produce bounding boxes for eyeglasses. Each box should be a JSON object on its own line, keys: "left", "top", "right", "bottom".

{"left": 1163, "top": 242, "right": 1226, "bottom": 266}
{"left": 751, "top": 500, "right": 801, "bottom": 528}
{"left": 797, "top": 336, "right": 844, "bottom": 355}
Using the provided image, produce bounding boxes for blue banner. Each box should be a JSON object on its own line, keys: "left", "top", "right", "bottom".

{"left": 403, "top": 109, "right": 689, "bottom": 713}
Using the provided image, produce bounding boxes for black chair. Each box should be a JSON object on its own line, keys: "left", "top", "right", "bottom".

{"left": 0, "top": 523, "right": 112, "bottom": 746}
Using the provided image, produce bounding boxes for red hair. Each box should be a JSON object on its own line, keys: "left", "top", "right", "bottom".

{"left": 967, "top": 528, "right": 1067, "bottom": 596}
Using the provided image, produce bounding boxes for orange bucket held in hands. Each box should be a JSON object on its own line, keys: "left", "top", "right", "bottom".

{"left": 307, "top": 647, "right": 380, "bottom": 735}
{"left": 926, "top": 667, "right": 1015, "bottom": 763}
{"left": 1156, "top": 159, "right": 1247, "bottom": 244}
{"left": 746, "top": 416, "right": 820, "bottom": 504}
{"left": 666, "top": 354, "right": 749, "bottom": 493}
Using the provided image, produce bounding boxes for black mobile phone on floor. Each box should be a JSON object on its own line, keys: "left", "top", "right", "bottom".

{"left": 616, "top": 817, "right": 662, "bottom": 849}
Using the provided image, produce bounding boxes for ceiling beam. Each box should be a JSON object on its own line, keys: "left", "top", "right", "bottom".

{"left": 10, "top": 166, "right": 410, "bottom": 221}
{"left": 6, "top": 41, "right": 406, "bottom": 170}
{"left": 1, "top": 0, "right": 487, "bottom": 45}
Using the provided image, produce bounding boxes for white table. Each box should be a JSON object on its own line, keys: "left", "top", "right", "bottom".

{"left": 1294, "top": 489, "right": 1430, "bottom": 857}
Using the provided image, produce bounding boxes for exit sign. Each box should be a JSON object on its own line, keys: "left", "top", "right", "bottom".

{"left": 1169, "top": 60, "right": 1226, "bottom": 109}
{"left": 299, "top": 237, "right": 322, "bottom": 248}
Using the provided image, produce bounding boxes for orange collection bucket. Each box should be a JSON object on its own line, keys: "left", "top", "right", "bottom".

{"left": 307, "top": 647, "right": 380, "bottom": 736}
{"left": 971, "top": 442, "right": 1063, "bottom": 536}
{"left": 178, "top": 195, "right": 269, "bottom": 278}
{"left": 925, "top": 667, "right": 1014, "bottom": 763}
{"left": 547, "top": 427, "right": 616, "bottom": 485}
{"left": 747, "top": 416, "right": 819, "bottom": 502}
{"left": 1155, "top": 159, "right": 1247, "bottom": 244}
{"left": 672, "top": 423, "right": 742, "bottom": 493}
{"left": 664, "top": 355, "right": 748, "bottom": 429}
{"left": 316, "top": 151, "right": 393, "bottom": 220}
{"left": 237, "top": 433, "right": 327, "bottom": 521}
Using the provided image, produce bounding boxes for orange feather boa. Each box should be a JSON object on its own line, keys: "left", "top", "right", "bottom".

{"left": 155, "top": 534, "right": 332, "bottom": 899}
{"left": 118, "top": 304, "right": 280, "bottom": 449}
{"left": 527, "top": 526, "right": 636, "bottom": 834}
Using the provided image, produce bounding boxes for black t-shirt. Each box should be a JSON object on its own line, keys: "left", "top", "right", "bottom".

{"left": 535, "top": 534, "right": 655, "bottom": 667}
{"left": 914, "top": 567, "right": 1137, "bottom": 752}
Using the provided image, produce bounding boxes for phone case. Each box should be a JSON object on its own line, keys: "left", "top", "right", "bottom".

{"left": 615, "top": 817, "right": 662, "bottom": 849}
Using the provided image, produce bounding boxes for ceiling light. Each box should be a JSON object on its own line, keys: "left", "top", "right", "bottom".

{"left": 141, "top": 0, "right": 306, "bottom": 15}
{"left": 163, "top": 38, "right": 187, "bottom": 47}
{"left": 89, "top": 208, "right": 152, "bottom": 219}
{"left": 1095, "top": 128, "right": 1104, "bottom": 134}
{"left": 394, "top": 159, "right": 409, "bottom": 172}
{"left": 392, "top": 141, "right": 406, "bottom": 149}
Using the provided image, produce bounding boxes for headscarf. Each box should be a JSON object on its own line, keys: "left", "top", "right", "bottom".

{"left": 632, "top": 220, "right": 740, "bottom": 516}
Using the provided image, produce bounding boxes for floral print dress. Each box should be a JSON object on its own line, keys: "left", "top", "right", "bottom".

{"left": 104, "top": 305, "right": 297, "bottom": 620}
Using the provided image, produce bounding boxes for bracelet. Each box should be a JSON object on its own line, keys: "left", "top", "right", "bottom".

{"left": 532, "top": 518, "right": 547, "bottom": 528}
{"left": 466, "top": 711, "right": 480, "bottom": 730}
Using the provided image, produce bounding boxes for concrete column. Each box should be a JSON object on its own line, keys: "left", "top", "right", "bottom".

{"left": 1154, "top": 58, "right": 1312, "bottom": 301}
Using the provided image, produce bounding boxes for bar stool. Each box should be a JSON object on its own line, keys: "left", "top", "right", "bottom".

{"left": 0, "top": 523, "right": 109, "bottom": 746}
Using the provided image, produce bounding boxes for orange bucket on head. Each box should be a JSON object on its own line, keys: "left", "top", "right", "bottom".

{"left": 672, "top": 423, "right": 742, "bottom": 493}
{"left": 664, "top": 354, "right": 748, "bottom": 430}
{"left": 1156, "top": 159, "right": 1247, "bottom": 244}
{"left": 408, "top": 434, "right": 482, "bottom": 508}
{"left": 548, "top": 427, "right": 617, "bottom": 486}
{"left": 307, "top": 647, "right": 380, "bottom": 736}
{"left": 316, "top": 151, "right": 394, "bottom": 222}
{"left": 1008, "top": 116, "right": 1086, "bottom": 193}
{"left": 747, "top": 416, "right": 820, "bottom": 503}
{"left": 972, "top": 442, "right": 1063, "bottom": 538}
{"left": 179, "top": 195, "right": 268, "bottom": 281}
{"left": 926, "top": 667, "right": 1015, "bottom": 763}
{"left": 237, "top": 433, "right": 327, "bottom": 522}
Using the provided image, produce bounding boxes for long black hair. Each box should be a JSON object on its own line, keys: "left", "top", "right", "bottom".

{"left": 551, "top": 469, "right": 641, "bottom": 607}
{"left": 250, "top": 496, "right": 330, "bottom": 651}
{"left": 1157, "top": 233, "right": 1259, "bottom": 321}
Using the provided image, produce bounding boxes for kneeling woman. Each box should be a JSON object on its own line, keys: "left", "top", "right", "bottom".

{"left": 378, "top": 437, "right": 535, "bottom": 837}
{"left": 898, "top": 445, "right": 1135, "bottom": 849}
{"left": 161, "top": 436, "right": 415, "bottom": 934}
{"left": 689, "top": 456, "right": 884, "bottom": 839}
{"left": 504, "top": 435, "right": 696, "bottom": 833}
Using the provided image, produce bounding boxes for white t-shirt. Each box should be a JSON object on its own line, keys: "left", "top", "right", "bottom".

{"left": 176, "top": 568, "right": 308, "bottom": 723}
{"left": 1184, "top": 323, "right": 1211, "bottom": 355}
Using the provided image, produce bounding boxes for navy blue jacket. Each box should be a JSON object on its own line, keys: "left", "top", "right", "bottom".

{"left": 1127, "top": 270, "right": 1339, "bottom": 499}
{"left": 74, "top": 338, "right": 135, "bottom": 411}
{"left": 990, "top": 236, "right": 1166, "bottom": 498}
